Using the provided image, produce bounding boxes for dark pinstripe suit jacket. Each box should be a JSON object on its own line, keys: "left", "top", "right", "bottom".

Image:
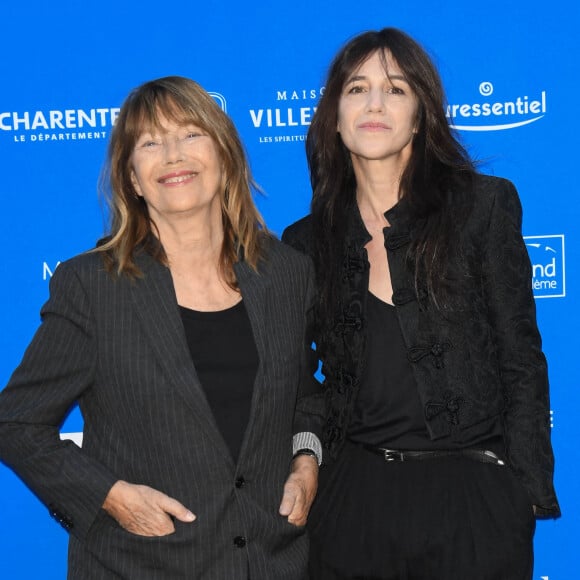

{"left": 0, "top": 237, "right": 319, "bottom": 579}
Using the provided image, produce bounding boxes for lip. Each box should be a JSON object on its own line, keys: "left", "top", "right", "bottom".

{"left": 358, "top": 122, "right": 390, "bottom": 130}
{"left": 157, "top": 170, "right": 198, "bottom": 185}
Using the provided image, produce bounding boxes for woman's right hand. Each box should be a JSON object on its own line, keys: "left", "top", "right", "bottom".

{"left": 102, "top": 480, "right": 196, "bottom": 536}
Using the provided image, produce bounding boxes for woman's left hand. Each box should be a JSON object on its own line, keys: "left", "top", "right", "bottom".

{"left": 278, "top": 455, "right": 319, "bottom": 526}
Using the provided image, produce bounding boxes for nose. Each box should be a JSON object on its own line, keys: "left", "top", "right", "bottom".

{"left": 366, "top": 87, "right": 385, "bottom": 112}
{"left": 163, "top": 137, "right": 184, "bottom": 164}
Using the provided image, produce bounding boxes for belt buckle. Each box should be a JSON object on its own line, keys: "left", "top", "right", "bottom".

{"left": 383, "top": 449, "right": 404, "bottom": 462}
{"left": 482, "top": 450, "right": 505, "bottom": 466}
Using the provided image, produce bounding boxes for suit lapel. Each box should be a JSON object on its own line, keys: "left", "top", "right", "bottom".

{"left": 235, "top": 259, "right": 269, "bottom": 360}
{"left": 234, "top": 259, "right": 271, "bottom": 460}
{"left": 130, "top": 252, "right": 226, "bottom": 449}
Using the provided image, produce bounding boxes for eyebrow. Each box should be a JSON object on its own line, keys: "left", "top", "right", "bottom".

{"left": 345, "top": 73, "right": 408, "bottom": 84}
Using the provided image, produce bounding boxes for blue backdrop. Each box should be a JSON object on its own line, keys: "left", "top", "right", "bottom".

{"left": 1, "top": 1, "right": 577, "bottom": 577}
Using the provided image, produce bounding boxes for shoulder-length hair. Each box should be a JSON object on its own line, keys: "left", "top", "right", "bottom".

{"left": 97, "top": 76, "right": 267, "bottom": 286}
{"left": 308, "top": 28, "right": 475, "bottom": 312}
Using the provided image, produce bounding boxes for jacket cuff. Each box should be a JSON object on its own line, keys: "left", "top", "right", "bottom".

{"left": 293, "top": 432, "right": 322, "bottom": 466}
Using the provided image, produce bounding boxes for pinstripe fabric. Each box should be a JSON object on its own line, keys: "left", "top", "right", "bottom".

{"left": 0, "top": 238, "right": 318, "bottom": 579}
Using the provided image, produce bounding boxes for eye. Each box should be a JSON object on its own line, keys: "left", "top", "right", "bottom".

{"left": 137, "top": 136, "right": 160, "bottom": 148}
{"left": 347, "top": 84, "right": 366, "bottom": 95}
{"left": 386, "top": 86, "right": 405, "bottom": 95}
{"left": 183, "top": 126, "right": 204, "bottom": 140}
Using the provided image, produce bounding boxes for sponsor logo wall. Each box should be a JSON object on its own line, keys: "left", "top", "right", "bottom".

{"left": 0, "top": 1, "right": 578, "bottom": 578}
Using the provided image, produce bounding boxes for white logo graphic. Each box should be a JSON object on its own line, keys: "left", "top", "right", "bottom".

{"left": 209, "top": 92, "right": 227, "bottom": 112}
{"left": 43, "top": 261, "right": 61, "bottom": 280}
{"left": 478, "top": 81, "right": 493, "bottom": 96}
{"left": 60, "top": 432, "right": 83, "bottom": 447}
{"left": 2, "top": 107, "right": 120, "bottom": 144}
{"left": 524, "top": 235, "right": 566, "bottom": 298}
{"left": 447, "top": 82, "right": 547, "bottom": 131}
{"left": 249, "top": 87, "right": 324, "bottom": 144}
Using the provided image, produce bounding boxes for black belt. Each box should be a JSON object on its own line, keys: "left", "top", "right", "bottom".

{"left": 362, "top": 445, "right": 505, "bottom": 466}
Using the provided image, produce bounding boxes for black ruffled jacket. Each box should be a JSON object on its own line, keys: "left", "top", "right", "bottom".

{"left": 283, "top": 174, "right": 560, "bottom": 517}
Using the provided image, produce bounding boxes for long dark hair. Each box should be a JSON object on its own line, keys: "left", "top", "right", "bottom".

{"left": 308, "top": 28, "right": 475, "bottom": 317}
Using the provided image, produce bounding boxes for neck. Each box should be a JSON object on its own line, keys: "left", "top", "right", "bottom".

{"left": 154, "top": 205, "right": 225, "bottom": 273}
{"left": 353, "top": 156, "right": 408, "bottom": 223}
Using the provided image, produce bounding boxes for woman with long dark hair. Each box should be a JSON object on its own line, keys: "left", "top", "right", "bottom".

{"left": 283, "top": 28, "right": 559, "bottom": 579}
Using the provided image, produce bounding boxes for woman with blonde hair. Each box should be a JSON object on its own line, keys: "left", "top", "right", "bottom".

{"left": 0, "top": 76, "right": 321, "bottom": 579}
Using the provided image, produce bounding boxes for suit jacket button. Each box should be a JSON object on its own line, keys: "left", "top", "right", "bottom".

{"left": 235, "top": 477, "right": 246, "bottom": 488}
{"left": 234, "top": 536, "right": 247, "bottom": 548}
{"left": 61, "top": 517, "right": 74, "bottom": 531}
{"left": 48, "top": 506, "right": 74, "bottom": 530}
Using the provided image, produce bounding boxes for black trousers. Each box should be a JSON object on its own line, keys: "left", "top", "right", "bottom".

{"left": 307, "top": 442, "right": 535, "bottom": 580}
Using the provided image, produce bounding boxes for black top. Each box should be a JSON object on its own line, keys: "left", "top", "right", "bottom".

{"left": 349, "top": 291, "right": 503, "bottom": 453}
{"left": 180, "top": 300, "right": 259, "bottom": 463}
